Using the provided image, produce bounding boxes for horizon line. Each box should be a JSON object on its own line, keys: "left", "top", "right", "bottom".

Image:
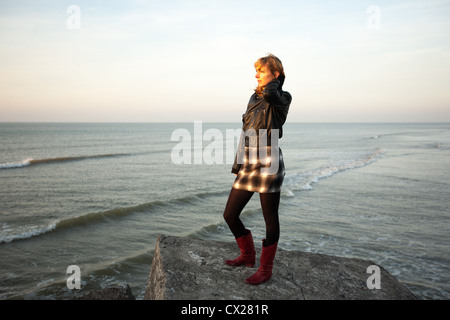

{"left": 1, "top": 121, "right": 450, "bottom": 124}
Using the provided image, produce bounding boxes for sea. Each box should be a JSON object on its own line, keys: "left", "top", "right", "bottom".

{"left": 0, "top": 122, "right": 449, "bottom": 300}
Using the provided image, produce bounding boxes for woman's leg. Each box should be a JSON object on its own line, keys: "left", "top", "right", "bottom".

{"left": 223, "top": 188, "right": 254, "bottom": 238}
{"left": 245, "top": 191, "right": 280, "bottom": 285}
{"left": 259, "top": 192, "right": 280, "bottom": 246}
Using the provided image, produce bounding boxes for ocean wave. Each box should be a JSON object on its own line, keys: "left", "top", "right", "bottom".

{"left": 0, "top": 158, "right": 34, "bottom": 169}
{"left": 189, "top": 221, "right": 228, "bottom": 240}
{"left": 283, "top": 148, "right": 385, "bottom": 195}
{"left": 0, "top": 222, "right": 57, "bottom": 244}
{"left": 0, "top": 153, "right": 129, "bottom": 170}
{"left": 0, "top": 203, "right": 163, "bottom": 244}
{"left": 0, "top": 190, "right": 228, "bottom": 244}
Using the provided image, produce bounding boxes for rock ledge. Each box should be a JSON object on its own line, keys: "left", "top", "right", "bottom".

{"left": 144, "top": 235, "right": 417, "bottom": 300}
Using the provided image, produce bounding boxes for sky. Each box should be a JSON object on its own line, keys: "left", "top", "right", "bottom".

{"left": 0, "top": 0, "right": 449, "bottom": 123}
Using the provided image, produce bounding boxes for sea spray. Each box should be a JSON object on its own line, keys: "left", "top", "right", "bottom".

{"left": 283, "top": 148, "right": 385, "bottom": 195}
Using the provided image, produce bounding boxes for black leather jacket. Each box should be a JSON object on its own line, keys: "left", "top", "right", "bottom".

{"left": 232, "top": 79, "right": 292, "bottom": 174}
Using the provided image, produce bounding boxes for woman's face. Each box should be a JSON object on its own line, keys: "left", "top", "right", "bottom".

{"left": 255, "top": 65, "right": 278, "bottom": 88}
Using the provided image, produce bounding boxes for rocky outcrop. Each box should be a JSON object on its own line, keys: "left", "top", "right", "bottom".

{"left": 145, "top": 235, "right": 417, "bottom": 300}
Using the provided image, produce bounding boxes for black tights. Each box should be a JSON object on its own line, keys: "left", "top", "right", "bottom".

{"left": 223, "top": 188, "right": 280, "bottom": 246}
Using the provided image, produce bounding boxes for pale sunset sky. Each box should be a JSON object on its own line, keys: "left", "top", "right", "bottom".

{"left": 0, "top": 0, "right": 449, "bottom": 122}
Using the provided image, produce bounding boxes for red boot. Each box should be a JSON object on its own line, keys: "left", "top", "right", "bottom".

{"left": 225, "top": 230, "right": 255, "bottom": 267}
{"left": 245, "top": 240, "right": 277, "bottom": 285}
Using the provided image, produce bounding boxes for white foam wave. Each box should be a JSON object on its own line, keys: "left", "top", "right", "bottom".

{"left": 283, "top": 148, "right": 385, "bottom": 196}
{"left": 1, "top": 153, "right": 129, "bottom": 170}
{"left": 0, "top": 222, "right": 57, "bottom": 244}
{"left": 0, "top": 158, "right": 33, "bottom": 170}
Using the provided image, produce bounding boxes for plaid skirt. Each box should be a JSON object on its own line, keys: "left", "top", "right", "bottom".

{"left": 232, "top": 146, "right": 285, "bottom": 193}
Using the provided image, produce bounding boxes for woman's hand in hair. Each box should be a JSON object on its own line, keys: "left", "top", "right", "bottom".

{"left": 262, "top": 78, "right": 291, "bottom": 108}
{"left": 263, "top": 79, "right": 281, "bottom": 96}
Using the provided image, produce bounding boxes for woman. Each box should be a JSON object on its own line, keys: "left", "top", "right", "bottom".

{"left": 223, "top": 54, "right": 292, "bottom": 285}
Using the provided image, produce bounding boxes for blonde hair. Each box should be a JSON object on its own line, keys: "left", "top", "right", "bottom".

{"left": 254, "top": 54, "right": 285, "bottom": 94}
